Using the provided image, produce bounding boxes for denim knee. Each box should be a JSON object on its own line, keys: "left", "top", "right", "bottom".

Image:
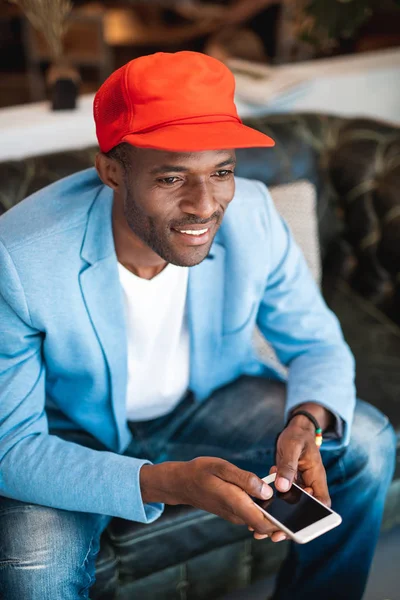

{"left": 340, "top": 400, "right": 397, "bottom": 487}
{"left": 0, "top": 497, "right": 106, "bottom": 600}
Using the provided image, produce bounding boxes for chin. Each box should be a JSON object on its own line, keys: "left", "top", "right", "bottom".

{"left": 168, "top": 246, "right": 210, "bottom": 267}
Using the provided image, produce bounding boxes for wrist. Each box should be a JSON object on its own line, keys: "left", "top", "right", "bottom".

{"left": 287, "top": 413, "right": 316, "bottom": 434}
{"left": 140, "top": 462, "right": 184, "bottom": 505}
{"left": 290, "top": 402, "right": 334, "bottom": 433}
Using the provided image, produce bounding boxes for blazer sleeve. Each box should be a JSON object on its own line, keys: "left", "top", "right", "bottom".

{"left": 254, "top": 182, "right": 356, "bottom": 449}
{"left": 0, "top": 238, "right": 163, "bottom": 522}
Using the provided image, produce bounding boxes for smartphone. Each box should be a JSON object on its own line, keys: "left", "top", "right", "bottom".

{"left": 252, "top": 473, "right": 342, "bottom": 544}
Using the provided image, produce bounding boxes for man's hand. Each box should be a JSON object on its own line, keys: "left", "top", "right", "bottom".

{"left": 275, "top": 403, "right": 333, "bottom": 502}
{"left": 275, "top": 403, "right": 333, "bottom": 500}
{"left": 251, "top": 405, "right": 333, "bottom": 542}
{"left": 140, "top": 457, "right": 291, "bottom": 540}
{"left": 274, "top": 417, "right": 331, "bottom": 505}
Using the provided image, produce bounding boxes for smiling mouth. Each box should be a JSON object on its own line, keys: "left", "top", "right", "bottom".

{"left": 174, "top": 227, "right": 209, "bottom": 236}
{"left": 171, "top": 224, "right": 213, "bottom": 245}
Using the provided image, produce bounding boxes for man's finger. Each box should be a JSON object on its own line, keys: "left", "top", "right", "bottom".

{"left": 254, "top": 532, "right": 269, "bottom": 540}
{"left": 214, "top": 460, "right": 273, "bottom": 500}
{"left": 270, "top": 531, "right": 288, "bottom": 543}
{"left": 275, "top": 436, "right": 303, "bottom": 492}
{"left": 251, "top": 516, "right": 282, "bottom": 538}
{"left": 254, "top": 528, "right": 287, "bottom": 542}
{"left": 302, "top": 463, "right": 331, "bottom": 507}
{"left": 240, "top": 493, "right": 280, "bottom": 535}
{"left": 214, "top": 480, "right": 276, "bottom": 535}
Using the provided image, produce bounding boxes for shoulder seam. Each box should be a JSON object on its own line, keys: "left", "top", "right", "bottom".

{"left": 3, "top": 217, "right": 88, "bottom": 253}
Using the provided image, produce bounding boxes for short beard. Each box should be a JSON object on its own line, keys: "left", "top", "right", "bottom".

{"left": 123, "top": 189, "right": 219, "bottom": 267}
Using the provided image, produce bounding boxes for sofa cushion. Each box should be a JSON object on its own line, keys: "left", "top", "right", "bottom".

{"left": 95, "top": 505, "right": 288, "bottom": 599}
{"left": 270, "top": 179, "right": 321, "bottom": 284}
{"left": 106, "top": 505, "right": 251, "bottom": 581}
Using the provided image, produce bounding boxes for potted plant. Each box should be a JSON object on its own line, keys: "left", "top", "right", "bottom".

{"left": 11, "top": 0, "right": 80, "bottom": 110}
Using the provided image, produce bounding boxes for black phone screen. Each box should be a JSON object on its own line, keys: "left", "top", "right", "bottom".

{"left": 253, "top": 481, "right": 331, "bottom": 533}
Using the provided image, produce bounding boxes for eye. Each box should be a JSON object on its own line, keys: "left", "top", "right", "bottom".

{"left": 158, "top": 177, "right": 181, "bottom": 185}
{"left": 214, "top": 170, "right": 234, "bottom": 178}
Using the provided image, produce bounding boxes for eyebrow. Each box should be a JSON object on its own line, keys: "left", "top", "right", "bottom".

{"left": 150, "top": 157, "right": 236, "bottom": 175}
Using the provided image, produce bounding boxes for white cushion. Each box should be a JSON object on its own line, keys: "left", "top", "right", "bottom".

{"left": 270, "top": 180, "right": 321, "bottom": 284}
{"left": 254, "top": 179, "right": 320, "bottom": 367}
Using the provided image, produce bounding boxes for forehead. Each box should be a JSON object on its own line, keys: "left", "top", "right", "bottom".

{"left": 169, "top": 149, "right": 234, "bottom": 161}
{"left": 135, "top": 148, "right": 236, "bottom": 171}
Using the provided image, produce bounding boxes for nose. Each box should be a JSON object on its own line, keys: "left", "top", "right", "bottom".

{"left": 179, "top": 181, "right": 218, "bottom": 221}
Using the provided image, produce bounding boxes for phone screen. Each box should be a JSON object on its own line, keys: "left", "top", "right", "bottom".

{"left": 253, "top": 481, "right": 331, "bottom": 533}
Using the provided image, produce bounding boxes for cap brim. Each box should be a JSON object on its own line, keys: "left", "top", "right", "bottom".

{"left": 121, "top": 121, "right": 274, "bottom": 152}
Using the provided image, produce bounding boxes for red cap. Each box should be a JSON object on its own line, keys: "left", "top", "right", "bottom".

{"left": 94, "top": 51, "right": 275, "bottom": 153}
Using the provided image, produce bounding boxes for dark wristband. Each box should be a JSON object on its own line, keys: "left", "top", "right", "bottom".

{"left": 286, "top": 410, "right": 323, "bottom": 447}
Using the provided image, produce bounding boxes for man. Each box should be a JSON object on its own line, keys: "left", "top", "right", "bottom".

{"left": 0, "top": 51, "right": 396, "bottom": 600}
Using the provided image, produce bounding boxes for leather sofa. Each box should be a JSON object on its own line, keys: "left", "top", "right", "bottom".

{"left": 1, "top": 113, "right": 399, "bottom": 600}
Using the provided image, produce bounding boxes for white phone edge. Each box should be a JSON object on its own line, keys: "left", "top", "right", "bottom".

{"left": 255, "top": 472, "right": 342, "bottom": 544}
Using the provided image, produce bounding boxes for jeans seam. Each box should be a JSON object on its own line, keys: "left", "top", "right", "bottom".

{"left": 0, "top": 559, "right": 26, "bottom": 567}
{"left": 78, "top": 528, "right": 99, "bottom": 599}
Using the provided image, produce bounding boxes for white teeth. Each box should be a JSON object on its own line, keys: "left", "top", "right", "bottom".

{"left": 178, "top": 228, "right": 208, "bottom": 236}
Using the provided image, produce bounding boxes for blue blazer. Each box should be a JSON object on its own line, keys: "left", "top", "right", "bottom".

{"left": 0, "top": 169, "right": 355, "bottom": 522}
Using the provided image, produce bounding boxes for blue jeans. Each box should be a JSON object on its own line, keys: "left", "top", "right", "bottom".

{"left": 0, "top": 377, "right": 396, "bottom": 599}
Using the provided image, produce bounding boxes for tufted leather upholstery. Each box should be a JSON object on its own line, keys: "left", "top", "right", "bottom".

{"left": 238, "top": 115, "right": 400, "bottom": 324}
{"left": 1, "top": 113, "right": 399, "bottom": 600}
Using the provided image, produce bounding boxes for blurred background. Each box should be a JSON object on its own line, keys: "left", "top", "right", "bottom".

{"left": 1, "top": 0, "right": 400, "bottom": 108}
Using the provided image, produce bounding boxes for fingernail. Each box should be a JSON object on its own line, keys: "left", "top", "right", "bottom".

{"left": 276, "top": 477, "right": 290, "bottom": 492}
{"left": 261, "top": 483, "right": 273, "bottom": 499}
{"left": 275, "top": 533, "right": 287, "bottom": 542}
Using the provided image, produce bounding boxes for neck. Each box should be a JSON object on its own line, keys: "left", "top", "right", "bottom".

{"left": 112, "top": 196, "right": 167, "bottom": 280}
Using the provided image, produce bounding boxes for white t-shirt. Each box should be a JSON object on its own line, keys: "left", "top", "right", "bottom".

{"left": 118, "top": 262, "right": 190, "bottom": 421}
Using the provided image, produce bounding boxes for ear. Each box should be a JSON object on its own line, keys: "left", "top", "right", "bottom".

{"left": 95, "top": 152, "right": 125, "bottom": 192}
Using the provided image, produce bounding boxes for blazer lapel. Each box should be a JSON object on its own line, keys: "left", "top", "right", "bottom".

{"left": 79, "top": 185, "right": 128, "bottom": 451}
{"left": 188, "top": 241, "right": 225, "bottom": 400}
